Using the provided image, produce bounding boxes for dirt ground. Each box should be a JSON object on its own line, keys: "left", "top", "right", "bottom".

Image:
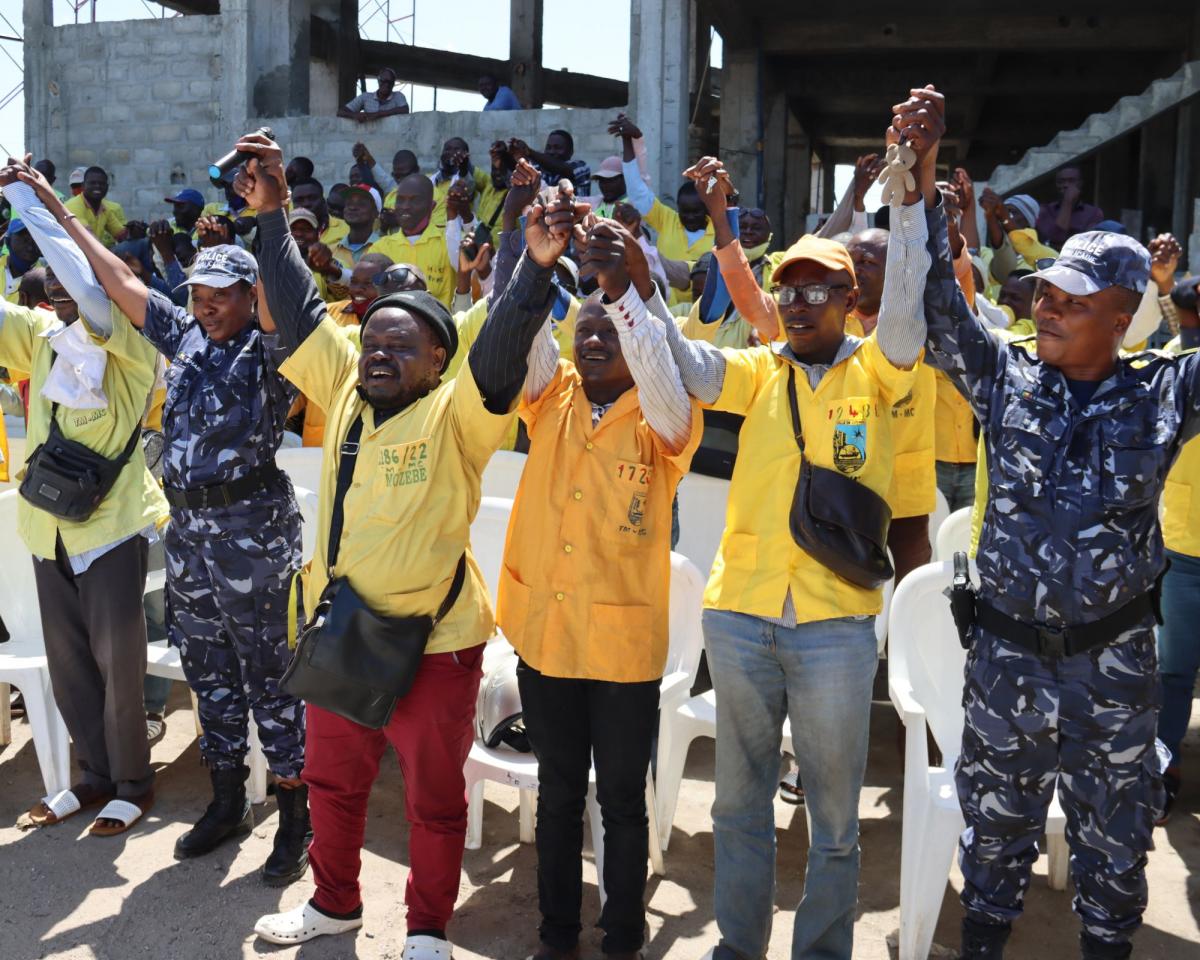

{"left": 0, "top": 687, "right": 1197, "bottom": 960}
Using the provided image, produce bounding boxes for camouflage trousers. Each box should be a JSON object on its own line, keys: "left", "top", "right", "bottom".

{"left": 165, "top": 509, "right": 305, "bottom": 778}
{"left": 956, "top": 626, "right": 1164, "bottom": 945}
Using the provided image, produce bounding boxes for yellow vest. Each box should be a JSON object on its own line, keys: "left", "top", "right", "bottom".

{"left": 0, "top": 303, "right": 168, "bottom": 558}
{"left": 705, "top": 341, "right": 915, "bottom": 620}
{"left": 65, "top": 195, "right": 126, "bottom": 247}
{"left": 291, "top": 301, "right": 361, "bottom": 447}
{"left": 1, "top": 254, "right": 25, "bottom": 304}
{"left": 498, "top": 361, "right": 702, "bottom": 681}
{"left": 845, "top": 313, "right": 936, "bottom": 517}
{"left": 934, "top": 369, "right": 978, "bottom": 464}
{"left": 1164, "top": 438, "right": 1200, "bottom": 558}
{"left": 320, "top": 217, "right": 350, "bottom": 247}
{"left": 0, "top": 409, "right": 8, "bottom": 483}
{"left": 373, "top": 223, "right": 456, "bottom": 308}
{"left": 645, "top": 198, "right": 715, "bottom": 307}
{"left": 278, "top": 316, "right": 516, "bottom": 654}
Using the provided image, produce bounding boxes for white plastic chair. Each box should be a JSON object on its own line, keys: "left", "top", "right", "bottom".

{"left": 276, "top": 447, "right": 323, "bottom": 500}
{"left": 295, "top": 486, "right": 319, "bottom": 566}
{"left": 935, "top": 507, "right": 973, "bottom": 562}
{"left": 0, "top": 491, "right": 73, "bottom": 796}
{"left": 929, "top": 487, "right": 951, "bottom": 551}
{"left": 674, "top": 472, "right": 731, "bottom": 579}
{"left": 875, "top": 548, "right": 897, "bottom": 657}
{"left": 464, "top": 551, "right": 702, "bottom": 892}
{"left": 481, "top": 450, "right": 527, "bottom": 501}
{"left": 888, "top": 561, "right": 1068, "bottom": 960}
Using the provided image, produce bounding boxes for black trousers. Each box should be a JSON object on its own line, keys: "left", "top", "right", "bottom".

{"left": 32, "top": 534, "right": 153, "bottom": 798}
{"left": 517, "top": 659, "right": 660, "bottom": 954}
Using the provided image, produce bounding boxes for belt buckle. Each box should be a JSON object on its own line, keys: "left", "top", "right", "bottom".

{"left": 195, "top": 486, "right": 210, "bottom": 509}
{"left": 1037, "top": 625, "right": 1068, "bottom": 659}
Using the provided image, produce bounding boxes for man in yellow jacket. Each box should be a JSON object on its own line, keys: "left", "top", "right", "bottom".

{"left": 1, "top": 166, "right": 166, "bottom": 835}
{"left": 662, "top": 140, "right": 931, "bottom": 959}
{"left": 235, "top": 135, "right": 591, "bottom": 957}
{"left": 499, "top": 220, "right": 701, "bottom": 960}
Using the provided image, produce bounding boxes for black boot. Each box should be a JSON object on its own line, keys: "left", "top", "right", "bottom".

{"left": 958, "top": 917, "right": 1011, "bottom": 959}
{"left": 174, "top": 766, "right": 253, "bottom": 860}
{"left": 261, "top": 782, "right": 312, "bottom": 887}
{"left": 1080, "top": 933, "right": 1132, "bottom": 959}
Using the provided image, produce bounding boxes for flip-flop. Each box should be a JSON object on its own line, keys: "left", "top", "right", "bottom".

{"left": 779, "top": 768, "right": 805, "bottom": 806}
{"left": 20, "top": 786, "right": 113, "bottom": 829}
{"left": 89, "top": 791, "right": 154, "bottom": 837}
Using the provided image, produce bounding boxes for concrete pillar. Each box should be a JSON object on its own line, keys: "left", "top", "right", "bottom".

{"left": 783, "top": 116, "right": 812, "bottom": 243}
{"left": 716, "top": 47, "right": 760, "bottom": 207}
{"left": 246, "top": 0, "right": 312, "bottom": 118}
{"left": 820, "top": 157, "right": 837, "bottom": 215}
{"left": 1172, "top": 102, "right": 1198, "bottom": 260}
{"left": 509, "top": 0, "right": 544, "bottom": 109}
{"left": 1137, "top": 112, "right": 1176, "bottom": 242}
{"left": 22, "top": 0, "right": 55, "bottom": 161}
{"left": 761, "top": 90, "right": 789, "bottom": 241}
{"left": 629, "top": 0, "right": 691, "bottom": 197}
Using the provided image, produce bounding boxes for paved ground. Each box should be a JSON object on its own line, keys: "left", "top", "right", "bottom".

{"left": 0, "top": 687, "right": 1197, "bottom": 960}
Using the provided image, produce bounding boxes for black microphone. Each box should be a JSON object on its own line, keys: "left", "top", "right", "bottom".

{"left": 209, "top": 127, "right": 276, "bottom": 184}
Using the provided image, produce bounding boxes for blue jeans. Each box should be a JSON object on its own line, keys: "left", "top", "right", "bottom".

{"left": 704, "top": 608, "right": 878, "bottom": 960}
{"left": 1157, "top": 549, "right": 1200, "bottom": 768}
{"left": 935, "top": 460, "right": 976, "bottom": 513}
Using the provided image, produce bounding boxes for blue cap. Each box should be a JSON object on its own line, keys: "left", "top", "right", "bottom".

{"left": 165, "top": 188, "right": 206, "bottom": 207}
{"left": 176, "top": 244, "right": 258, "bottom": 291}
{"left": 7, "top": 218, "right": 26, "bottom": 236}
{"left": 1028, "top": 230, "right": 1150, "bottom": 296}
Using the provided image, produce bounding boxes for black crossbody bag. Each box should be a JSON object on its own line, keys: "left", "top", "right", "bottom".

{"left": 20, "top": 401, "right": 143, "bottom": 522}
{"left": 786, "top": 367, "right": 894, "bottom": 590}
{"left": 281, "top": 414, "right": 466, "bottom": 729}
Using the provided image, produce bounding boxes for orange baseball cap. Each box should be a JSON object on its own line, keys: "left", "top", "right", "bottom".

{"left": 771, "top": 234, "right": 857, "bottom": 286}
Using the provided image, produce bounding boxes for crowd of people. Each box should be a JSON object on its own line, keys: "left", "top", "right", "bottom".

{"left": 0, "top": 77, "right": 1197, "bottom": 960}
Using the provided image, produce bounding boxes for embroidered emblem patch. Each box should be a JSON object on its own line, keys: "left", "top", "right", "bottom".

{"left": 833, "top": 422, "right": 867, "bottom": 475}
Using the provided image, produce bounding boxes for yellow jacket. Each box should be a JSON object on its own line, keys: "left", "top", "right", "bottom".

{"left": 704, "top": 341, "right": 915, "bottom": 621}
{"left": 498, "top": 361, "right": 702, "bottom": 681}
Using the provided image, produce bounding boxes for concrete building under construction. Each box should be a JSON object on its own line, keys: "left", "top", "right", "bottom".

{"left": 18, "top": 0, "right": 1200, "bottom": 268}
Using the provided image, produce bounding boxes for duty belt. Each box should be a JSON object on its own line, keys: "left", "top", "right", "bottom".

{"left": 975, "top": 592, "right": 1159, "bottom": 659}
{"left": 163, "top": 463, "right": 282, "bottom": 510}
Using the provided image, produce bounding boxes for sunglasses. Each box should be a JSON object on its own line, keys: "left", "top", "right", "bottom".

{"left": 775, "top": 283, "right": 850, "bottom": 307}
{"left": 372, "top": 264, "right": 426, "bottom": 292}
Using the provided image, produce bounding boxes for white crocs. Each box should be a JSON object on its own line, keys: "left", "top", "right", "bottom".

{"left": 403, "top": 934, "right": 454, "bottom": 960}
{"left": 253, "top": 900, "right": 363, "bottom": 945}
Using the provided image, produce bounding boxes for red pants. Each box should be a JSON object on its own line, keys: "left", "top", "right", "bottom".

{"left": 303, "top": 644, "right": 484, "bottom": 930}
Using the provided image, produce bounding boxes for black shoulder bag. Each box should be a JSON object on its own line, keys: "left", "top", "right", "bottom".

{"left": 786, "top": 367, "right": 894, "bottom": 590}
{"left": 281, "top": 413, "right": 466, "bottom": 729}
{"left": 20, "top": 402, "right": 143, "bottom": 522}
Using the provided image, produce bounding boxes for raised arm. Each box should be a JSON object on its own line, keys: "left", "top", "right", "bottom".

{"left": 5, "top": 156, "right": 147, "bottom": 329}
{"left": 230, "top": 133, "right": 328, "bottom": 355}
{"left": 583, "top": 219, "right": 693, "bottom": 451}
{"left": 1, "top": 178, "right": 114, "bottom": 334}
{"left": 892, "top": 88, "right": 1006, "bottom": 417}
{"left": 684, "top": 156, "right": 778, "bottom": 342}
{"left": 469, "top": 182, "right": 590, "bottom": 414}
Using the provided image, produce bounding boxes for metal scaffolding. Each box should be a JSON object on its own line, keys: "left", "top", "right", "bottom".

{"left": 357, "top": 0, "right": 418, "bottom": 105}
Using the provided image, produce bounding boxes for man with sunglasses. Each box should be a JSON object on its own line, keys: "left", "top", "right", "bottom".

{"left": 660, "top": 146, "right": 931, "bottom": 959}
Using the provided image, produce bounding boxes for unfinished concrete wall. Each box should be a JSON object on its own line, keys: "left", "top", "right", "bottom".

{"left": 18, "top": 0, "right": 638, "bottom": 220}
{"left": 23, "top": 10, "right": 226, "bottom": 217}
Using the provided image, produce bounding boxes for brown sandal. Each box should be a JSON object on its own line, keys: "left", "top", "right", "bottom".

{"left": 89, "top": 790, "right": 155, "bottom": 837}
{"left": 20, "top": 785, "right": 114, "bottom": 829}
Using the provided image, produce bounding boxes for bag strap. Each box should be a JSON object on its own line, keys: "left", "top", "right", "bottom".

{"left": 786, "top": 367, "right": 806, "bottom": 454}
{"left": 486, "top": 190, "right": 509, "bottom": 229}
{"left": 326, "top": 413, "right": 365, "bottom": 574}
{"left": 47, "top": 400, "right": 144, "bottom": 466}
{"left": 433, "top": 554, "right": 468, "bottom": 627}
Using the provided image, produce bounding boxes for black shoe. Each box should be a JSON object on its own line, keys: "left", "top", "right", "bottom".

{"left": 261, "top": 782, "right": 312, "bottom": 887}
{"left": 1080, "top": 933, "right": 1132, "bottom": 959}
{"left": 174, "top": 766, "right": 253, "bottom": 860}
{"left": 1155, "top": 767, "right": 1180, "bottom": 826}
{"left": 958, "top": 917, "right": 1011, "bottom": 959}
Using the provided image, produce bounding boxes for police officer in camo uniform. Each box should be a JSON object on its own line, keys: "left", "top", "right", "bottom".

{"left": 7, "top": 168, "right": 312, "bottom": 886}
{"left": 888, "top": 88, "right": 1199, "bottom": 960}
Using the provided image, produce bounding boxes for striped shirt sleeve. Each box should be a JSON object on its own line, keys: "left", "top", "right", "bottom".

{"left": 875, "top": 200, "right": 930, "bottom": 367}
{"left": 604, "top": 282, "right": 692, "bottom": 451}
